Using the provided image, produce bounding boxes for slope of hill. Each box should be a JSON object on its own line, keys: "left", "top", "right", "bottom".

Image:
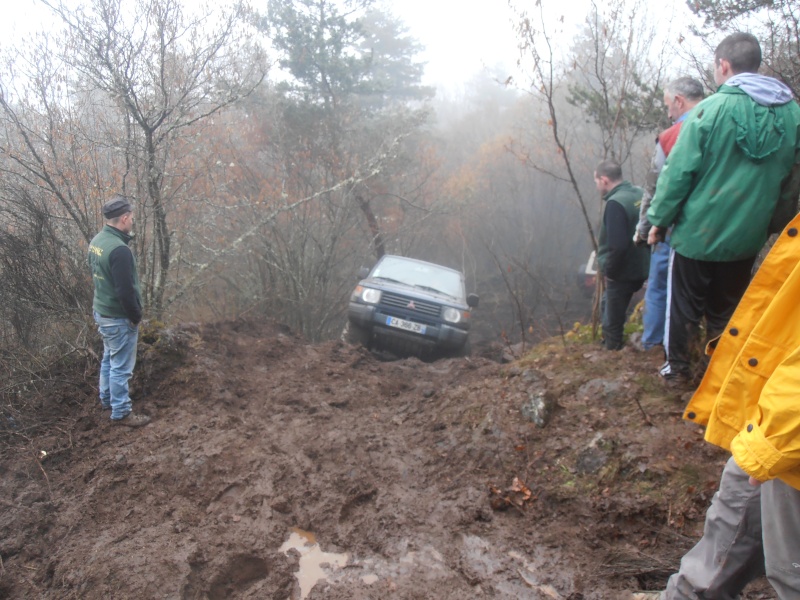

{"left": 0, "top": 319, "right": 775, "bottom": 599}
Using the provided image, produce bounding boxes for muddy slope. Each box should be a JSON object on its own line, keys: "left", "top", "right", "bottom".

{"left": 0, "top": 319, "right": 775, "bottom": 599}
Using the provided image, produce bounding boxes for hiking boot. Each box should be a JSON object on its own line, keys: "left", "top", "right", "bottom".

{"left": 111, "top": 412, "right": 151, "bottom": 427}
{"left": 659, "top": 372, "right": 694, "bottom": 393}
{"left": 642, "top": 343, "right": 665, "bottom": 357}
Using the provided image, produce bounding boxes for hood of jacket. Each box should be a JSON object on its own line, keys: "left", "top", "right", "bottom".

{"left": 725, "top": 72, "right": 793, "bottom": 106}
{"left": 718, "top": 79, "right": 792, "bottom": 162}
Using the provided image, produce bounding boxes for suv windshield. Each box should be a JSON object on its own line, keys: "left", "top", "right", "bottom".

{"left": 371, "top": 256, "right": 465, "bottom": 300}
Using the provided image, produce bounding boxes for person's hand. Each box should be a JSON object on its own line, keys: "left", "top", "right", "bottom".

{"left": 633, "top": 232, "right": 647, "bottom": 247}
{"left": 648, "top": 225, "right": 666, "bottom": 245}
{"left": 748, "top": 476, "right": 763, "bottom": 486}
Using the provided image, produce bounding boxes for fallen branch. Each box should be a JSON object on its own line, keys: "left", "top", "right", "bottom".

{"left": 35, "top": 455, "right": 54, "bottom": 503}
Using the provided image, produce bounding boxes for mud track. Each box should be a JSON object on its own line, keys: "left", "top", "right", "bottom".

{"left": 0, "top": 319, "right": 776, "bottom": 599}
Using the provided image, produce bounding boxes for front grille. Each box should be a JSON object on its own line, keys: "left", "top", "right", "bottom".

{"left": 380, "top": 292, "right": 441, "bottom": 320}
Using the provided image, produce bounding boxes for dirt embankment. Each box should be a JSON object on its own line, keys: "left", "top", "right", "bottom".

{"left": 0, "top": 319, "right": 776, "bottom": 599}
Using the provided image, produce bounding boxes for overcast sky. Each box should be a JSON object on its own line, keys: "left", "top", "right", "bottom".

{"left": 0, "top": 0, "right": 527, "bottom": 90}
{"left": 387, "top": 0, "right": 521, "bottom": 90}
{"left": 0, "top": 0, "right": 696, "bottom": 91}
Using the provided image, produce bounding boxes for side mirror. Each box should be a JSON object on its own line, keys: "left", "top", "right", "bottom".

{"left": 357, "top": 266, "right": 370, "bottom": 279}
{"left": 467, "top": 293, "right": 479, "bottom": 308}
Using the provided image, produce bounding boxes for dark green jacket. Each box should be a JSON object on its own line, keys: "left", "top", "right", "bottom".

{"left": 597, "top": 181, "right": 650, "bottom": 282}
{"left": 648, "top": 84, "right": 800, "bottom": 261}
{"left": 88, "top": 225, "right": 143, "bottom": 323}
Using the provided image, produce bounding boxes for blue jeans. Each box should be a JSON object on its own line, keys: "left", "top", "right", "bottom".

{"left": 642, "top": 241, "right": 670, "bottom": 349}
{"left": 94, "top": 312, "right": 138, "bottom": 420}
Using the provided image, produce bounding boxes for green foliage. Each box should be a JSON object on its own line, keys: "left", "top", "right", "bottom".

{"left": 687, "top": 0, "right": 800, "bottom": 97}
{"left": 357, "top": 8, "right": 434, "bottom": 106}
{"left": 567, "top": 74, "right": 667, "bottom": 138}
{"left": 266, "top": 0, "right": 372, "bottom": 105}
{"left": 561, "top": 303, "right": 642, "bottom": 346}
{"left": 264, "top": 0, "right": 432, "bottom": 111}
{"left": 687, "top": 0, "right": 773, "bottom": 27}
{"left": 562, "top": 3, "right": 668, "bottom": 161}
{"left": 625, "top": 298, "right": 644, "bottom": 329}
{"left": 565, "top": 321, "right": 598, "bottom": 344}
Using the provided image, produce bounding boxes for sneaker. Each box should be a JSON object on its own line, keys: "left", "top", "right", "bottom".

{"left": 660, "top": 372, "right": 694, "bottom": 392}
{"left": 111, "top": 412, "right": 151, "bottom": 427}
{"left": 658, "top": 361, "right": 692, "bottom": 386}
{"left": 629, "top": 331, "right": 645, "bottom": 351}
{"left": 629, "top": 592, "right": 662, "bottom": 600}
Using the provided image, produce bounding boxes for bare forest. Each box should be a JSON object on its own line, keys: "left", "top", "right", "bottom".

{"left": 0, "top": 0, "right": 679, "bottom": 366}
{"left": 2, "top": 0, "right": 794, "bottom": 366}
{"left": 1, "top": 0, "right": 799, "bottom": 597}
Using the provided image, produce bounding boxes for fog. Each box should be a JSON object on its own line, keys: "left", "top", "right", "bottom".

{"left": 1, "top": 0, "right": 783, "bottom": 360}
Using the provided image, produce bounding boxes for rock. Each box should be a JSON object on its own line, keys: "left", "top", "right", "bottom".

{"left": 271, "top": 496, "right": 292, "bottom": 514}
{"left": 501, "top": 342, "right": 530, "bottom": 363}
{"left": 521, "top": 368, "right": 545, "bottom": 386}
{"left": 577, "top": 378, "right": 625, "bottom": 404}
{"left": 520, "top": 390, "right": 555, "bottom": 428}
{"left": 575, "top": 447, "right": 609, "bottom": 475}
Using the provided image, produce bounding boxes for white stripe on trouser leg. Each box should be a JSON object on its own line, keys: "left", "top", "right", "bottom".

{"left": 660, "top": 248, "right": 676, "bottom": 377}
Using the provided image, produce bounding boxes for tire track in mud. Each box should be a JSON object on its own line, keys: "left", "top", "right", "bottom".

{"left": 1, "top": 319, "right": 777, "bottom": 598}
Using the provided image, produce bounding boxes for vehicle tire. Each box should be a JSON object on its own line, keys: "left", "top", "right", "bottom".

{"left": 453, "top": 340, "right": 472, "bottom": 358}
{"left": 343, "top": 321, "right": 371, "bottom": 347}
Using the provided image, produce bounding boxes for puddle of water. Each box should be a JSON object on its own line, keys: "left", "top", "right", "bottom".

{"left": 279, "top": 528, "right": 349, "bottom": 600}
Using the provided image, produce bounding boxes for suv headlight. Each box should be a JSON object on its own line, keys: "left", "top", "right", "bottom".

{"left": 360, "top": 287, "right": 382, "bottom": 304}
{"left": 442, "top": 307, "right": 462, "bottom": 323}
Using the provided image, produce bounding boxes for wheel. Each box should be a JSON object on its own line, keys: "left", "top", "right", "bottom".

{"left": 439, "top": 340, "right": 471, "bottom": 360}
{"left": 454, "top": 340, "right": 472, "bottom": 358}
{"left": 343, "top": 321, "right": 371, "bottom": 347}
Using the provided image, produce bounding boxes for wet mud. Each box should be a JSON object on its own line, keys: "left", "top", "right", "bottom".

{"left": 0, "top": 319, "right": 776, "bottom": 599}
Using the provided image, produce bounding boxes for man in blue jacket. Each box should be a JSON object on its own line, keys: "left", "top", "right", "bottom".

{"left": 634, "top": 77, "right": 704, "bottom": 351}
{"left": 88, "top": 195, "right": 151, "bottom": 427}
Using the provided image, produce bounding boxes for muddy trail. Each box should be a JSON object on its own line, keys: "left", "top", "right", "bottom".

{"left": 0, "top": 319, "right": 777, "bottom": 599}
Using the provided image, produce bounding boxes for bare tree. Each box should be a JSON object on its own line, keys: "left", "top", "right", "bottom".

{"left": 508, "top": 0, "right": 670, "bottom": 333}
{"left": 0, "top": 0, "right": 268, "bottom": 407}
{"left": 688, "top": 0, "right": 800, "bottom": 96}
{"left": 510, "top": 0, "right": 668, "bottom": 252}
{"left": 37, "top": 0, "right": 268, "bottom": 315}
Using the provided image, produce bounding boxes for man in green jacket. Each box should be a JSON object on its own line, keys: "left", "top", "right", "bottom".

{"left": 88, "top": 195, "right": 150, "bottom": 427}
{"left": 595, "top": 160, "right": 650, "bottom": 350}
{"left": 647, "top": 32, "right": 800, "bottom": 383}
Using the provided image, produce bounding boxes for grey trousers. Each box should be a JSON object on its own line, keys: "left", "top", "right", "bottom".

{"left": 664, "top": 457, "right": 800, "bottom": 599}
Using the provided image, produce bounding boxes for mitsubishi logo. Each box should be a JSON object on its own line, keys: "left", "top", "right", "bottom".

{"left": 407, "top": 301, "right": 416, "bottom": 309}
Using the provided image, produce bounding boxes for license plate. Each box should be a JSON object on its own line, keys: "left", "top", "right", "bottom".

{"left": 386, "top": 316, "right": 426, "bottom": 334}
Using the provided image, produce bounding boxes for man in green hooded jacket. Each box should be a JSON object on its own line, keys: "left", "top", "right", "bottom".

{"left": 647, "top": 32, "right": 800, "bottom": 383}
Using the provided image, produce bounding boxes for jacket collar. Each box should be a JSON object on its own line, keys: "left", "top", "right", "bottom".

{"left": 103, "top": 224, "right": 134, "bottom": 245}
{"left": 603, "top": 180, "right": 631, "bottom": 201}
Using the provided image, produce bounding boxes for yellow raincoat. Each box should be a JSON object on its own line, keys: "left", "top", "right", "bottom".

{"left": 684, "top": 213, "right": 800, "bottom": 490}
